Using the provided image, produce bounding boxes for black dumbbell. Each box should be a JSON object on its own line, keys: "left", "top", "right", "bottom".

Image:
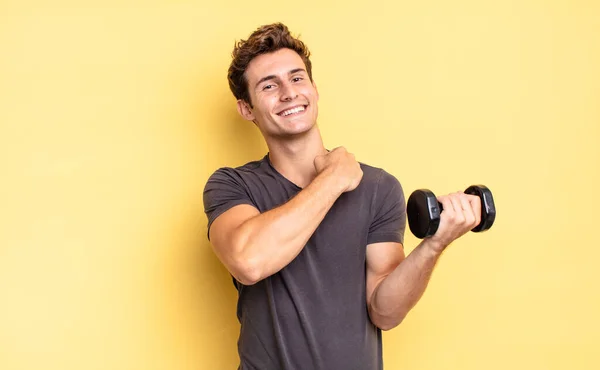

{"left": 407, "top": 185, "right": 496, "bottom": 239}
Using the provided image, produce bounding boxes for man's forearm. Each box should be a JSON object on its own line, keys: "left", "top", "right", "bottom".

{"left": 232, "top": 168, "right": 344, "bottom": 284}
{"left": 368, "top": 239, "right": 444, "bottom": 330}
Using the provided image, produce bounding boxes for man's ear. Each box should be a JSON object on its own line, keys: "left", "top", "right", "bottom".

{"left": 236, "top": 99, "right": 255, "bottom": 121}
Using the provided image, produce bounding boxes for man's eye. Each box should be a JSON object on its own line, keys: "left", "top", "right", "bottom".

{"left": 263, "top": 84, "right": 275, "bottom": 90}
{"left": 292, "top": 77, "right": 303, "bottom": 82}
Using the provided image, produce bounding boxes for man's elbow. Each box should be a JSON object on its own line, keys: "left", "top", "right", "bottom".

{"left": 374, "top": 317, "right": 404, "bottom": 331}
{"left": 227, "top": 231, "right": 264, "bottom": 285}
{"left": 377, "top": 320, "right": 402, "bottom": 331}
{"left": 231, "top": 261, "right": 263, "bottom": 286}
{"left": 369, "top": 308, "right": 405, "bottom": 331}
{"left": 227, "top": 250, "right": 265, "bottom": 285}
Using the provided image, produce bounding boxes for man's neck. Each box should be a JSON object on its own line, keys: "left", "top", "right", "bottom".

{"left": 266, "top": 127, "right": 327, "bottom": 189}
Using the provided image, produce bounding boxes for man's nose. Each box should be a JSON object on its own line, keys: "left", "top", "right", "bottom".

{"left": 279, "top": 81, "right": 298, "bottom": 101}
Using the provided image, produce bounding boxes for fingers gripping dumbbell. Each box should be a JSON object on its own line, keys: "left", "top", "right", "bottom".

{"left": 407, "top": 185, "right": 496, "bottom": 239}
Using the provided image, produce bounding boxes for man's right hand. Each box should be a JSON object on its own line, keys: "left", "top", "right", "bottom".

{"left": 314, "top": 147, "right": 364, "bottom": 193}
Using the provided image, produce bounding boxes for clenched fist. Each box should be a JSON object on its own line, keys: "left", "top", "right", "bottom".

{"left": 314, "top": 147, "right": 363, "bottom": 193}
{"left": 429, "top": 192, "right": 482, "bottom": 252}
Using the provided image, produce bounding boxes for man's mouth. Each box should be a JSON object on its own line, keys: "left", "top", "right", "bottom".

{"left": 277, "top": 105, "right": 307, "bottom": 117}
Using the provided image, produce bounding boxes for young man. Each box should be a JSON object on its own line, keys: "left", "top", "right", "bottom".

{"left": 203, "top": 23, "right": 482, "bottom": 370}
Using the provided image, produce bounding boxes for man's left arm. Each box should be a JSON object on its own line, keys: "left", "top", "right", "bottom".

{"left": 366, "top": 239, "right": 442, "bottom": 331}
{"left": 366, "top": 192, "right": 482, "bottom": 330}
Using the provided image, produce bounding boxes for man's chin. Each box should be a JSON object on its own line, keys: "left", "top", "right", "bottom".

{"left": 274, "top": 122, "right": 317, "bottom": 139}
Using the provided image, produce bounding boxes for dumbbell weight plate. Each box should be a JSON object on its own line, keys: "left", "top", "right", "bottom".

{"left": 464, "top": 185, "right": 496, "bottom": 232}
{"left": 407, "top": 189, "right": 442, "bottom": 239}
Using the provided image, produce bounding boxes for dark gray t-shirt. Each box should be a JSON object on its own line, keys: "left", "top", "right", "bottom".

{"left": 203, "top": 154, "right": 406, "bottom": 370}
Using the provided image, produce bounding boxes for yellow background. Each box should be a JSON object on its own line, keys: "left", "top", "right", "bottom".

{"left": 1, "top": 0, "right": 599, "bottom": 369}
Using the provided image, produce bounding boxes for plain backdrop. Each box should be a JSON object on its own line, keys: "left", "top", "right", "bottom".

{"left": 1, "top": 1, "right": 599, "bottom": 369}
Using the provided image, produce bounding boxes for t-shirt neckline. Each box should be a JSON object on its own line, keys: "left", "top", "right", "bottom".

{"left": 264, "top": 153, "right": 303, "bottom": 190}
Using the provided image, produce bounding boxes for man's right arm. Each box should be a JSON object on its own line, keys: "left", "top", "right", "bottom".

{"left": 208, "top": 148, "right": 362, "bottom": 285}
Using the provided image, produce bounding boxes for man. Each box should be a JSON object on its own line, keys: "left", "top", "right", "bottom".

{"left": 203, "top": 23, "right": 481, "bottom": 370}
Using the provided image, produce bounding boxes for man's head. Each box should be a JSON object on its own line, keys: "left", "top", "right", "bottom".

{"left": 228, "top": 23, "right": 319, "bottom": 139}
{"left": 228, "top": 23, "right": 313, "bottom": 107}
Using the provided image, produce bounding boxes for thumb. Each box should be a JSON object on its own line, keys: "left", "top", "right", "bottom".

{"left": 314, "top": 154, "right": 325, "bottom": 168}
{"left": 314, "top": 154, "right": 325, "bottom": 166}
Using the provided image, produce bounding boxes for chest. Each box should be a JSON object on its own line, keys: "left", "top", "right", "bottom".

{"left": 309, "top": 192, "right": 373, "bottom": 262}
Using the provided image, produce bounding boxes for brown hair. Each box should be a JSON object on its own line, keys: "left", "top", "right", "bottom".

{"left": 228, "top": 23, "right": 313, "bottom": 106}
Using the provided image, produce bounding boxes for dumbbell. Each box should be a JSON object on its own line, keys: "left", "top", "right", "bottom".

{"left": 407, "top": 185, "right": 496, "bottom": 239}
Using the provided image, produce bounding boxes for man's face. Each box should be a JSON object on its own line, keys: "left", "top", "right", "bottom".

{"left": 238, "top": 48, "right": 319, "bottom": 139}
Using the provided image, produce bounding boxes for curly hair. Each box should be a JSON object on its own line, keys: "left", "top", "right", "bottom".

{"left": 228, "top": 23, "right": 313, "bottom": 106}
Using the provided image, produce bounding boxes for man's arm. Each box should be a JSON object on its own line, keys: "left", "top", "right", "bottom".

{"left": 366, "top": 239, "right": 440, "bottom": 330}
{"left": 208, "top": 148, "right": 362, "bottom": 285}
{"left": 366, "top": 192, "right": 482, "bottom": 330}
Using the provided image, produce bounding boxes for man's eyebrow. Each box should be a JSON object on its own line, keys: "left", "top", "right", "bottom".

{"left": 289, "top": 68, "right": 306, "bottom": 75}
{"left": 254, "top": 68, "right": 307, "bottom": 89}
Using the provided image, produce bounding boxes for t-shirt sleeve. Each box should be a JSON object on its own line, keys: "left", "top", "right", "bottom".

{"left": 203, "top": 168, "right": 257, "bottom": 240}
{"left": 367, "top": 170, "right": 407, "bottom": 245}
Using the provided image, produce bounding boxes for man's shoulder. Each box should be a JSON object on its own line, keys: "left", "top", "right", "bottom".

{"left": 234, "top": 155, "right": 269, "bottom": 171}
{"left": 207, "top": 155, "right": 269, "bottom": 180}
{"left": 358, "top": 162, "right": 401, "bottom": 189}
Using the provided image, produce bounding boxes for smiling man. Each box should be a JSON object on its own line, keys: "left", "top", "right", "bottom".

{"left": 203, "top": 23, "right": 482, "bottom": 370}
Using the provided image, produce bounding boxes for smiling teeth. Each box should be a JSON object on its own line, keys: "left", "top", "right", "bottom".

{"left": 281, "top": 106, "right": 305, "bottom": 116}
